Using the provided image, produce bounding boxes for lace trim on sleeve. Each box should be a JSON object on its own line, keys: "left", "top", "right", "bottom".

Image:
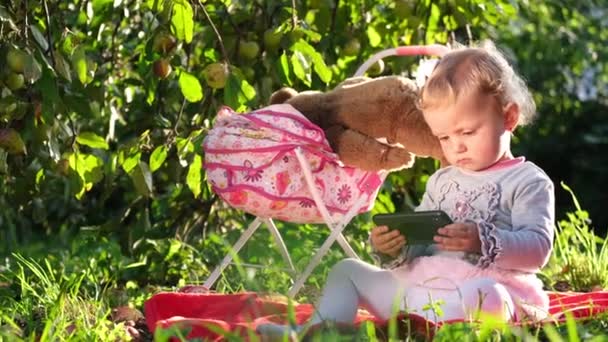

{"left": 477, "top": 221, "right": 503, "bottom": 268}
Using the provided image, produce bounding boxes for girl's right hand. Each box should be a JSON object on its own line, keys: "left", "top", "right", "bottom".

{"left": 370, "top": 225, "right": 406, "bottom": 258}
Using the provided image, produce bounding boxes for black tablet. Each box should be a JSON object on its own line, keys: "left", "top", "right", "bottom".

{"left": 372, "top": 210, "right": 453, "bottom": 244}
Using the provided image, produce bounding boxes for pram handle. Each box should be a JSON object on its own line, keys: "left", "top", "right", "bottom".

{"left": 354, "top": 44, "right": 449, "bottom": 77}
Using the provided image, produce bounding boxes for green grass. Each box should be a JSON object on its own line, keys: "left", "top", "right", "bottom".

{"left": 0, "top": 255, "right": 134, "bottom": 341}
{"left": 1, "top": 185, "right": 608, "bottom": 341}
{"left": 540, "top": 183, "right": 608, "bottom": 292}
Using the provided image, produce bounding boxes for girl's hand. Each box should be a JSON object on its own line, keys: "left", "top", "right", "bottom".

{"left": 370, "top": 225, "right": 406, "bottom": 258}
{"left": 434, "top": 222, "right": 481, "bottom": 253}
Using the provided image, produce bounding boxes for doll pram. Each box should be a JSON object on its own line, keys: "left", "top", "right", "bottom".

{"left": 203, "top": 45, "right": 448, "bottom": 297}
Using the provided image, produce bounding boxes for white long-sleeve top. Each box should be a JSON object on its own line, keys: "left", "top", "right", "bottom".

{"left": 373, "top": 157, "right": 555, "bottom": 275}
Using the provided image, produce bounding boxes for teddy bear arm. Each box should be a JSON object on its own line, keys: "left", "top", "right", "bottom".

{"left": 269, "top": 87, "right": 299, "bottom": 105}
{"left": 394, "top": 114, "right": 444, "bottom": 160}
{"left": 326, "top": 125, "right": 415, "bottom": 171}
{"left": 398, "top": 130, "right": 442, "bottom": 158}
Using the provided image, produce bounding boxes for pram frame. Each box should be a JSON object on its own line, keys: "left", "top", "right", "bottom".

{"left": 203, "top": 44, "right": 449, "bottom": 297}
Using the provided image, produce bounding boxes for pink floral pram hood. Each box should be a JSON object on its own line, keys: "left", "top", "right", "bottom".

{"left": 203, "top": 104, "right": 383, "bottom": 224}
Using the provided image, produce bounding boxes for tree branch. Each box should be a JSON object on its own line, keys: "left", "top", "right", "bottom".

{"left": 109, "top": 8, "right": 125, "bottom": 75}
{"left": 42, "top": 0, "right": 55, "bottom": 67}
{"left": 43, "top": 0, "right": 77, "bottom": 148}
{"left": 198, "top": 0, "right": 229, "bottom": 63}
{"left": 23, "top": 0, "right": 29, "bottom": 44}
{"left": 173, "top": 98, "right": 187, "bottom": 134}
{"left": 291, "top": 0, "right": 297, "bottom": 30}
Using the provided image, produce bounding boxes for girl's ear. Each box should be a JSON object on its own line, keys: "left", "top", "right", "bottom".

{"left": 503, "top": 102, "right": 520, "bottom": 132}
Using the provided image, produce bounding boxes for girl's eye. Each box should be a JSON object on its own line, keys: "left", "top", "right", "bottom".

{"left": 438, "top": 136, "right": 449, "bottom": 141}
{"left": 462, "top": 131, "right": 474, "bottom": 136}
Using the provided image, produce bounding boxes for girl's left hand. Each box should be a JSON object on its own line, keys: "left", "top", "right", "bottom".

{"left": 434, "top": 223, "right": 481, "bottom": 253}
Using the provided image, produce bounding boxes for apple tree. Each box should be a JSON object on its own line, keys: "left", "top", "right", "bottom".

{"left": 0, "top": 0, "right": 519, "bottom": 283}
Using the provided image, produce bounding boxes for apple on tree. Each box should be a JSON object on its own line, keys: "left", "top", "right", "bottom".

{"left": 203, "top": 62, "right": 229, "bottom": 89}
{"left": 367, "top": 59, "right": 385, "bottom": 76}
{"left": 239, "top": 40, "right": 260, "bottom": 60}
{"left": 240, "top": 66, "right": 255, "bottom": 81}
{"left": 5, "top": 73, "right": 25, "bottom": 91}
{"left": 6, "top": 48, "right": 27, "bottom": 73}
{"left": 343, "top": 38, "right": 361, "bottom": 56}
{"left": 153, "top": 59, "right": 172, "bottom": 79}
{"left": 263, "top": 28, "right": 283, "bottom": 52}
{"left": 394, "top": 0, "right": 415, "bottom": 19}
{"left": 0, "top": 128, "right": 26, "bottom": 155}
{"left": 153, "top": 32, "right": 177, "bottom": 55}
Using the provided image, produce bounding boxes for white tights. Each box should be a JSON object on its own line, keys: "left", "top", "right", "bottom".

{"left": 257, "top": 258, "right": 515, "bottom": 336}
{"left": 311, "top": 258, "right": 515, "bottom": 323}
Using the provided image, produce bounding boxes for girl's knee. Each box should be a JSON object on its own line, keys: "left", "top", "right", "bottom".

{"left": 462, "top": 278, "right": 514, "bottom": 320}
{"left": 333, "top": 258, "right": 369, "bottom": 271}
{"left": 328, "top": 258, "right": 366, "bottom": 279}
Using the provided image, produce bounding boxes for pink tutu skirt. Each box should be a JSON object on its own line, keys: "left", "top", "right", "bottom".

{"left": 391, "top": 255, "right": 549, "bottom": 321}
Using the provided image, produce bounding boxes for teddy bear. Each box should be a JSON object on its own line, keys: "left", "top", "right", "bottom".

{"left": 269, "top": 75, "right": 444, "bottom": 172}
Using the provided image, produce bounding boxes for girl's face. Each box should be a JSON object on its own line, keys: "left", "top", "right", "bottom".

{"left": 422, "top": 92, "right": 518, "bottom": 171}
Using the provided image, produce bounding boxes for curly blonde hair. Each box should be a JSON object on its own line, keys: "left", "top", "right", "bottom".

{"left": 419, "top": 40, "right": 536, "bottom": 126}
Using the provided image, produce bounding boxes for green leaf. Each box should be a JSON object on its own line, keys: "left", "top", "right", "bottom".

{"left": 239, "top": 77, "right": 256, "bottom": 101}
{"left": 171, "top": 0, "right": 194, "bottom": 43}
{"left": 188, "top": 129, "right": 205, "bottom": 155}
{"left": 23, "top": 53, "right": 42, "bottom": 84}
{"left": 290, "top": 50, "right": 311, "bottom": 86}
{"left": 174, "top": 137, "right": 194, "bottom": 167}
{"left": 144, "top": 0, "right": 165, "bottom": 12}
{"left": 278, "top": 52, "right": 292, "bottom": 85}
{"left": 35, "top": 169, "right": 45, "bottom": 189}
{"left": 366, "top": 26, "right": 381, "bottom": 47}
{"left": 122, "top": 152, "right": 141, "bottom": 174}
{"left": 54, "top": 50, "right": 72, "bottom": 82}
{"left": 292, "top": 40, "right": 331, "bottom": 84}
{"left": 164, "top": 239, "right": 182, "bottom": 261}
{"left": 129, "top": 161, "right": 153, "bottom": 197}
{"left": 178, "top": 70, "right": 203, "bottom": 102}
{"left": 29, "top": 25, "right": 49, "bottom": 51}
{"left": 76, "top": 132, "right": 108, "bottom": 150}
{"left": 72, "top": 46, "right": 88, "bottom": 85}
{"left": 186, "top": 154, "right": 202, "bottom": 198}
{"left": 92, "top": 0, "right": 113, "bottom": 12}
{"left": 298, "top": 27, "right": 322, "bottom": 42}
{"left": 175, "top": 137, "right": 193, "bottom": 154}
{"left": 67, "top": 152, "right": 104, "bottom": 198}
{"left": 0, "top": 150, "right": 7, "bottom": 174}
{"left": 149, "top": 145, "right": 168, "bottom": 173}
{"left": 224, "top": 74, "right": 257, "bottom": 112}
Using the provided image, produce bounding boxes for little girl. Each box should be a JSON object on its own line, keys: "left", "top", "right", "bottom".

{"left": 258, "top": 40, "right": 554, "bottom": 336}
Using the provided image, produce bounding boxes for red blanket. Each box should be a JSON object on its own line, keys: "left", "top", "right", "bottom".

{"left": 144, "top": 288, "right": 608, "bottom": 341}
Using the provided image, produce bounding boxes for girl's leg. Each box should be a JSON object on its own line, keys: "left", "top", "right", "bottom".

{"left": 309, "top": 258, "right": 405, "bottom": 323}
{"left": 440, "top": 277, "right": 515, "bottom": 321}
{"left": 257, "top": 258, "right": 404, "bottom": 336}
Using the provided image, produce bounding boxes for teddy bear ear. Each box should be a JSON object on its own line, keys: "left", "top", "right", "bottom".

{"left": 269, "top": 87, "right": 299, "bottom": 105}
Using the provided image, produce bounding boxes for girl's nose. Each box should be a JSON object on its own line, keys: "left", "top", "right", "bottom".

{"left": 453, "top": 140, "right": 466, "bottom": 153}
